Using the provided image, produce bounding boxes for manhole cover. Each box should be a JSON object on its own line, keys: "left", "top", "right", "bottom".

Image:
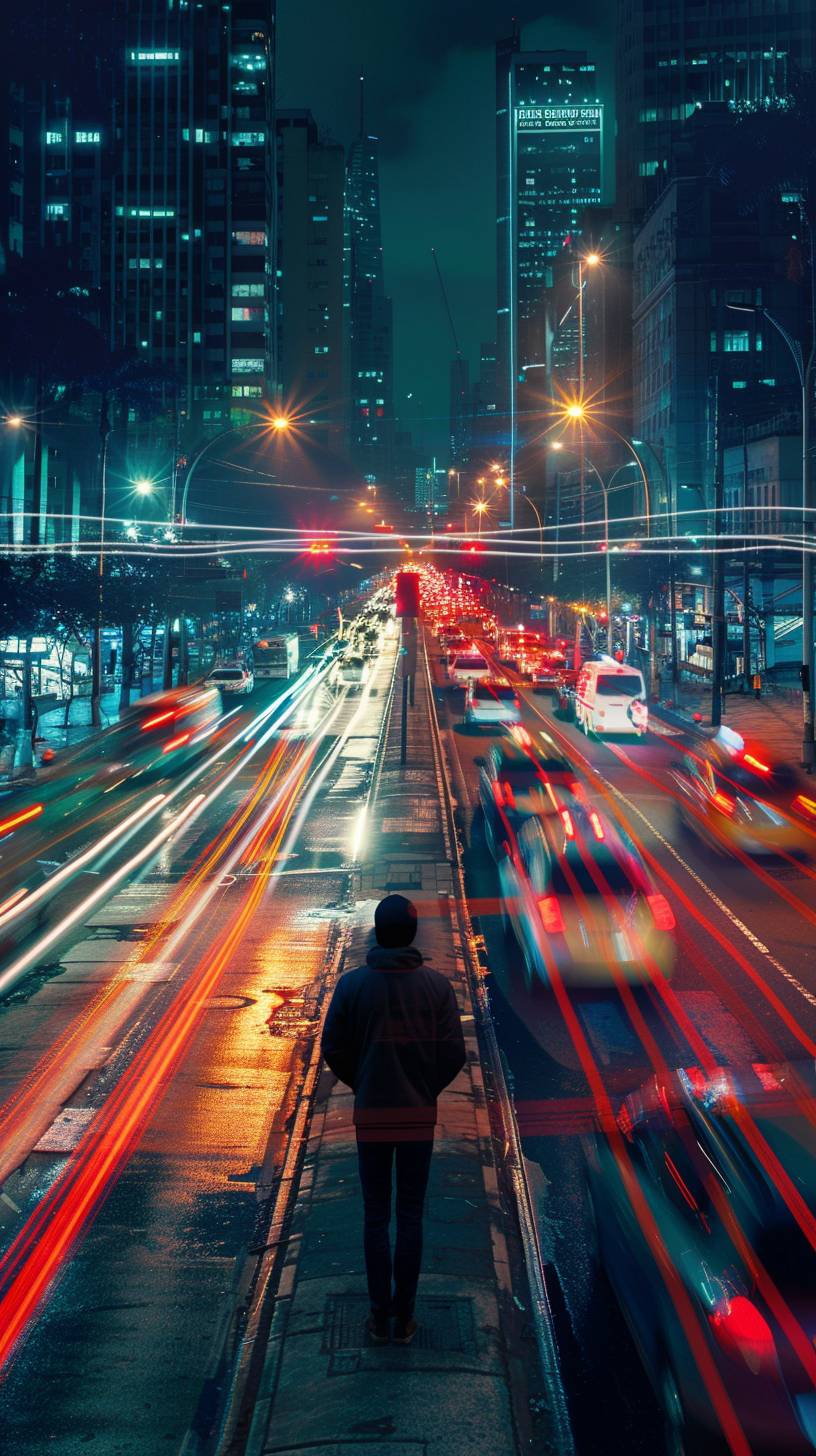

{"left": 323, "top": 1294, "right": 476, "bottom": 1354}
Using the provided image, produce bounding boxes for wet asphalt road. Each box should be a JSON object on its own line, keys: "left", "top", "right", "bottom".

{"left": 0, "top": 645, "right": 395, "bottom": 1453}
{"left": 431, "top": 646, "right": 816, "bottom": 1456}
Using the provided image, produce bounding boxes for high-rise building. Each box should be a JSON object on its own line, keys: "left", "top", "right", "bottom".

{"left": 495, "top": 31, "right": 604, "bottom": 507}
{"left": 345, "top": 81, "right": 394, "bottom": 483}
{"left": 616, "top": 0, "right": 816, "bottom": 220}
{"left": 276, "top": 111, "right": 345, "bottom": 455}
{"left": 414, "top": 460, "right": 448, "bottom": 516}
{"left": 110, "top": 0, "right": 276, "bottom": 446}
{"left": 449, "top": 356, "right": 470, "bottom": 464}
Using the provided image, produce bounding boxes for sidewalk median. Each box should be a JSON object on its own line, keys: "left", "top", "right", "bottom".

{"left": 214, "top": 647, "right": 574, "bottom": 1456}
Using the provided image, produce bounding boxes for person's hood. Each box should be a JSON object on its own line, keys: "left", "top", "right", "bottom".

{"left": 365, "top": 945, "right": 423, "bottom": 972}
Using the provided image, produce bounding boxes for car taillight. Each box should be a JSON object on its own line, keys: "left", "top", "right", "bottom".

{"left": 647, "top": 893, "right": 676, "bottom": 931}
{"left": 141, "top": 709, "right": 175, "bottom": 731}
{"left": 795, "top": 793, "right": 816, "bottom": 817}
{"left": 742, "top": 752, "right": 770, "bottom": 775}
{"left": 589, "top": 811, "right": 605, "bottom": 841}
{"left": 538, "top": 895, "right": 565, "bottom": 934}
{"left": 494, "top": 781, "right": 515, "bottom": 809}
{"left": 708, "top": 1296, "right": 777, "bottom": 1375}
{"left": 163, "top": 730, "right": 191, "bottom": 754}
{"left": 712, "top": 791, "right": 735, "bottom": 815}
{"left": 560, "top": 808, "right": 575, "bottom": 839}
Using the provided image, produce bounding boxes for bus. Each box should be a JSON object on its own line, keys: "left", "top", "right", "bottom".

{"left": 253, "top": 633, "right": 299, "bottom": 680}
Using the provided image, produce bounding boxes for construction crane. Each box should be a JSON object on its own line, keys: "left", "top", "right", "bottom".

{"left": 431, "top": 247, "right": 462, "bottom": 360}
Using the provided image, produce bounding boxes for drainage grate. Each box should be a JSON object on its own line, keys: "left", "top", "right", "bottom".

{"left": 323, "top": 1293, "right": 477, "bottom": 1354}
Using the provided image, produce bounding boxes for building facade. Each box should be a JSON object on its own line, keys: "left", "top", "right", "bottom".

{"left": 345, "top": 92, "right": 394, "bottom": 483}
{"left": 276, "top": 111, "right": 345, "bottom": 455}
{"left": 495, "top": 31, "right": 604, "bottom": 498}
{"left": 110, "top": 0, "right": 276, "bottom": 450}
{"left": 616, "top": 0, "right": 816, "bottom": 220}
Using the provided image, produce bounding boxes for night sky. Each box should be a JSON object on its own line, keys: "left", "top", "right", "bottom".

{"left": 278, "top": 1, "right": 613, "bottom": 454}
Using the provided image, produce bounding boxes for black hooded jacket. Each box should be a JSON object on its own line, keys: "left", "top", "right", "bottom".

{"left": 321, "top": 945, "right": 467, "bottom": 1138}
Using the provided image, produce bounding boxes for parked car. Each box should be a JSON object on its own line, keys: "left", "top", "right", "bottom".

{"left": 205, "top": 664, "right": 255, "bottom": 695}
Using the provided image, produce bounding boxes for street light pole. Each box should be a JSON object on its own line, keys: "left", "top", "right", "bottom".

{"left": 91, "top": 395, "right": 111, "bottom": 727}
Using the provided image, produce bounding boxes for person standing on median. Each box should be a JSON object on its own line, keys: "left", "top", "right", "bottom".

{"left": 321, "top": 893, "right": 466, "bottom": 1346}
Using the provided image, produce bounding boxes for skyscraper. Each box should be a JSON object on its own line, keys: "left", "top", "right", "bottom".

{"left": 616, "top": 0, "right": 816, "bottom": 218}
{"left": 495, "top": 32, "right": 604, "bottom": 513}
{"left": 449, "top": 356, "right": 470, "bottom": 464}
{"left": 110, "top": 0, "right": 276, "bottom": 446}
{"left": 276, "top": 111, "right": 346, "bottom": 455}
{"left": 345, "top": 79, "right": 394, "bottom": 482}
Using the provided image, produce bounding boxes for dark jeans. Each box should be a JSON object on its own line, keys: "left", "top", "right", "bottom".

{"left": 356, "top": 1137, "right": 434, "bottom": 1320}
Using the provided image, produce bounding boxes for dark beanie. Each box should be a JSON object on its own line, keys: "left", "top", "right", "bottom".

{"left": 374, "top": 894, "right": 418, "bottom": 948}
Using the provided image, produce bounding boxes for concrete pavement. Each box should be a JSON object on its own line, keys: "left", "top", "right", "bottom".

{"left": 228, "top": 659, "right": 571, "bottom": 1456}
{"left": 655, "top": 681, "right": 803, "bottom": 761}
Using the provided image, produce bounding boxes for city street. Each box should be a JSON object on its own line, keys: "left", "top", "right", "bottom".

{"left": 430, "top": 630, "right": 816, "bottom": 1453}
{"left": 0, "top": 640, "right": 397, "bottom": 1451}
{"left": 4, "top": 4, "right": 816, "bottom": 1447}
{"left": 3, "top": 588, "right": 816, "bottom": 1453}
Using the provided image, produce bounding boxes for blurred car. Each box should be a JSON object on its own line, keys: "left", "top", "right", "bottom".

{"left": 498, "top": 802, "right": 677, "bottom": 984}
{"left": 531, "top": 647, "right": 569, "bottom": 692}
{"left": 116, "top": 687, "right": 221, "bottom": 776}
{"left": 586, "top": 1062, "right": 816, "bottom": 1454}
{"left": 440, "top": 629, "right": 468, "bottom": 653}
{"left": 447, "top": 650, "right": 490, "bottom": 686}
{"left": 669, "top": 750, "right": 810, "bottom": 858}
{"left": 205, "top": 664, "right": 254, "bottom": 696}
{"left": 332, "top": 654, "right": 369, "bottom": 689}
{"left": 465, "top": 680, "right": 521, "bottom": 727}
{"left": 478, "top": 735, "right": 577, "bottom": 858}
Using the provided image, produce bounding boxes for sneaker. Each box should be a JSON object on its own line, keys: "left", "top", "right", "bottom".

{"left": 367, "top": 1313, "right": 390, "bottom": 1344}
{"left": 392, "top": 1316, "right": 418, "bottom": 1345}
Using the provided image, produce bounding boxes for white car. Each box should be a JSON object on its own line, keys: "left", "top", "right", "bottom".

{"left": 332, "top": 654, "right": 369, "bottom": 688}
{"left": 447, "top": 651, "right": 491, "bottom": 686}
{"left": 205, "top": 665, "right": 255, "bottom": 695}
{"left": 465, "top": 680, "right": 522, "bottom": 726}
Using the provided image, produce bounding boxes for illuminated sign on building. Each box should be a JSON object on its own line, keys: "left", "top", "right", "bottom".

{"left": 515, "top": 105, "right": 603, "bottom": 131}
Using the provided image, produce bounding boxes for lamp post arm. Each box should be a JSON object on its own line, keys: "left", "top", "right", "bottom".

{"left": 595, "top": 422, "right": 651, "bottom": 535}
{"left": 179, "top": 425, "right": 243, "bottom": 525}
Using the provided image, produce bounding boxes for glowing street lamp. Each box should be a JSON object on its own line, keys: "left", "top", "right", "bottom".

{"left": 271, "top": 415, "right": 290, "bottom": 432}
{"left": 133, "top": 477, "right": 155, "bottom": 497}
{"left": 4, "top": 414, "right": 24, "bottom": 429}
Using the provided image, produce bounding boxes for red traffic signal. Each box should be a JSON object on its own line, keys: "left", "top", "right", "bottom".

{"left": 395, "top": 569, "right": 421, "bottom": 617}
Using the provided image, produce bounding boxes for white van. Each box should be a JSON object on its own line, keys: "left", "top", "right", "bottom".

{"left": 574, "top": 661, "right": 648, "bottom": 737}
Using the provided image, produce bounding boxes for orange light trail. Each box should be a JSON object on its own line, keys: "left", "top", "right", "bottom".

{"left": 0, "top": 739, "right": 291, "bottom": 1183}
{"left": 0, "top": 804, "right": 43, "bottom": 837}
{"left": 0, "top": 741, "right": 306, "bottom": 1373}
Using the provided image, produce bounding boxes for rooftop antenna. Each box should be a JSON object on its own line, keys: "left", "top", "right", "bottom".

{"left": 359, "top": 74, "right": 365, "bottom": 136}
